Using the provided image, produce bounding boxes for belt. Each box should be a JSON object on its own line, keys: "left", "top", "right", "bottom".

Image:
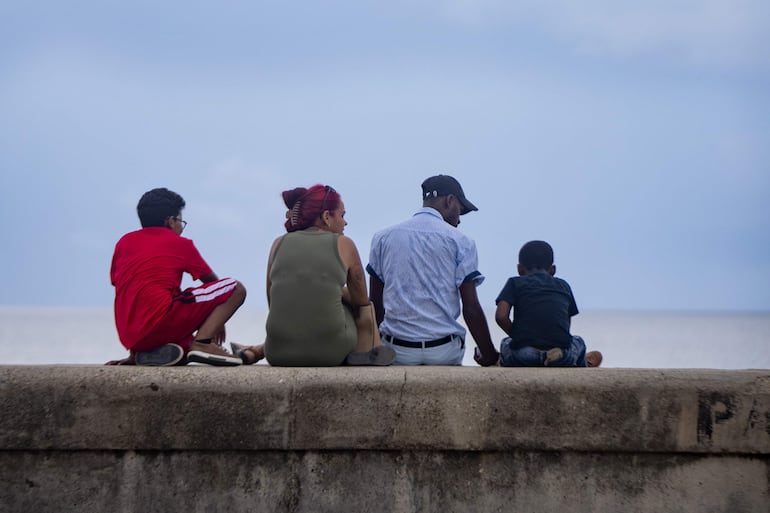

{"left": 383, "top": 334, "right": 454, "bottom": 348}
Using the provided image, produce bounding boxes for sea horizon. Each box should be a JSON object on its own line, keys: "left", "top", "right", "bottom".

{"left": 1, "top": 305, "right": 768, "bottom": 369}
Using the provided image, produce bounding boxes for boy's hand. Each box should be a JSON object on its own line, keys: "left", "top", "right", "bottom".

{"left": 474, "top": 347, "right": 500, "bottom": 367}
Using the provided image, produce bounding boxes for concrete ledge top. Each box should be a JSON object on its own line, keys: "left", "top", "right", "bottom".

{"left": 1, "top": 366, "right": 768, "bottom": 454}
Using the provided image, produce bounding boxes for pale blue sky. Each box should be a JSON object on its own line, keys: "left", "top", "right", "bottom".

{"left": 1, "top": 1, "right": 768, "bottom": 311}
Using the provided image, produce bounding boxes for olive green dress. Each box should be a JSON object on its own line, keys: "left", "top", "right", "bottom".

{"left": 264, "top": 230, "right": 356, "bottom": 366}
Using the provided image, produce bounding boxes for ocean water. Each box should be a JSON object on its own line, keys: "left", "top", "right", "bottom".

{"left": 0, "top": 306, "right": 768, "bottom": 369}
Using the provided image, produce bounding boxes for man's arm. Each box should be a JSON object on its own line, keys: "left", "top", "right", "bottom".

{"left": 369, "top": 275, "right": 385, "bottom": 326}
{"left": 459, "top": 280, "right": 499, "bottom": 366}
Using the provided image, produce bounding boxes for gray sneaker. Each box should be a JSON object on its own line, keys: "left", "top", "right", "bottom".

{"left": 135, "top": 343, "right": 184, "bottom": 366}
{"left": 345, "top": 345, "right": 396, "bottom": 366}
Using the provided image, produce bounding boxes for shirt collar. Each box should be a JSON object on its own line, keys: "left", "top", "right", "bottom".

{"left": 413, "top": 207, "right": 443, "bottom": 220}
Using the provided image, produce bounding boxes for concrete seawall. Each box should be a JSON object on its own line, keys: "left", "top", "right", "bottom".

{"left": 1, "top": 366, "right": 768, "bottom": 512}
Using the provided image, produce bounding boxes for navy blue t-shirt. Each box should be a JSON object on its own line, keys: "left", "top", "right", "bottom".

{"left": 495, "top": 271, "right": 578, "bottom": 349}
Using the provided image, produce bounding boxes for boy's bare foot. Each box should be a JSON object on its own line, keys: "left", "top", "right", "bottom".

{"left": 586, "top": 351, "right": 603, "bottom": 367}
{"left": 544, "top": 348, "right": 563, "bottom": 366}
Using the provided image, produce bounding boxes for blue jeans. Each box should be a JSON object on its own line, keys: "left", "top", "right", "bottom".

{"left": 500, "top": 335, "right": 588, "bottom": 367}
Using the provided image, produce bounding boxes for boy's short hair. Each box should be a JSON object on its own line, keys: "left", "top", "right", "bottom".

{"left": 518, "top": 240, "right": 554, "bottom": 271}
{"left": 137, "top": 188, "right": 186, "bottom": 227}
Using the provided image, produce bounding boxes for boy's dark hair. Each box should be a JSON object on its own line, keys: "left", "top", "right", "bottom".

{"left": 137, "top": 188, "right": 186, "bottom": 227}
{"left": 518, "top": 240, "right": 554, "bottom": 271}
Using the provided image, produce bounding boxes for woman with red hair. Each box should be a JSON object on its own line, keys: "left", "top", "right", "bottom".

{"left": 250, "top": 184, "right": 394, "bottom": 366}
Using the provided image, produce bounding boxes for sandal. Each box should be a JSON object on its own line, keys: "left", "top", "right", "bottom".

{"left": 230, "top": 342, "right": 265, "bottom": 365}
{"left": 345, "top": 344, "right": 396, "bottom": 366}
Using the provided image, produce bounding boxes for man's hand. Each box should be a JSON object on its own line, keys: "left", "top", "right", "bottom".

{"left": 474, "top": 347, "right": 500, "bottom": 367}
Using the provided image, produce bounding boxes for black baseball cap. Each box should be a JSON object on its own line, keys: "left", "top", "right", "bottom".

{"left": 421, "top": 174, "right": 478, "bottom": 215}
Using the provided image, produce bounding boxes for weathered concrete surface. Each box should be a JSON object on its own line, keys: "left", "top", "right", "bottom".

{"left": 4, "top": 450, "right": 767, "bottom": 513}
{"left": 1, "top": 366, "right": 769, "bottom": 513}
{"left": 2, "top": 366, "right": 769, "bottom": 453}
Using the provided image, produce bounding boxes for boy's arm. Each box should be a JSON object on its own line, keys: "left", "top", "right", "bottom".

{"left": 199, "top": 272, "right": 219, "bottom": 283}
{"left": 494, "top": 300, "right": 513, "bottom": 336}
{"left": 459, "top": 281, "right": 499, "bottom": 366}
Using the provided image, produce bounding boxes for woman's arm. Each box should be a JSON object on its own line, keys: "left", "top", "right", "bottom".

{"left": 265, "top": 235, "right": 284, "bottom": 307}
{"left": 337, "top": 235, "right": 369, "bottom": 307}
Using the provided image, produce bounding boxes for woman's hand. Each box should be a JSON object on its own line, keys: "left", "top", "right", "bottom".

{"left": 341, "top": 286, "right": 364, "bottom": 318}
{"left": 341, "top": 286, "right": 352, "bottom": 304}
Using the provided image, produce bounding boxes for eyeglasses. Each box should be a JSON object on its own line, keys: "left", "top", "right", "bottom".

{"left": 320, "top": 185, "right": 336, "bottom": 212}
{"left": 173, "top": 217, "right": 188, "bottom": 229}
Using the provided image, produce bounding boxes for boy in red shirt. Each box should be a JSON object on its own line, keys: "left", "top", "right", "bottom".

{"left": 110, "top": 187, "right": 251, "bottom": 366}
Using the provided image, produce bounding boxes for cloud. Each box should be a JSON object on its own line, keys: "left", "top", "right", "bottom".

{"left": 432, "top": 0, "right": 770, "bottom": 70}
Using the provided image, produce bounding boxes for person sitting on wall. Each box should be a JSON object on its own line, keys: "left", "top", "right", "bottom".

{"left": 109, "top": 187, "right": 261, "bottom": 366}
{"left": 262, "top": 184, "right": 395, "bottom": 366}
{"left": 495, "top": 240, "right": 602, "bottom": 367}
{"left": 367, "top": 174, "right": 499, "bottom": 366}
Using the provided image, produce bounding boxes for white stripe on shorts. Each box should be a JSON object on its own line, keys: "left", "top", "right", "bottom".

{"left": 192, "top": 278, "right": 237, "bottom": 303}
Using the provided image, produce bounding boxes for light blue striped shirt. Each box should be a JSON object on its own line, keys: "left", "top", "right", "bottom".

{"left": 367, "top": 207, "right": 484, "bottom": 342}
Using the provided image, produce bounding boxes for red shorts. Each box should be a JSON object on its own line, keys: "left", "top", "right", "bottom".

{"left": 132, "top": 278, "right": 238, "bottom": 352}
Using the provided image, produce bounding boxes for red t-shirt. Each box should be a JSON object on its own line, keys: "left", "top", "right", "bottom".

{"left": 110, "top": 227, "right": 213, "bottom": 349}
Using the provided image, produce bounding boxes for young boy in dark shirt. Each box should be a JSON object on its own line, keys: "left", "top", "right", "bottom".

{"left": 494, "top": 240, "right": 602, "bottom": 367}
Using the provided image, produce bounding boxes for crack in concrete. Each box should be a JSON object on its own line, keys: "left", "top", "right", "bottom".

{"left": 392, "top": 370, "right": 408, "bottom": 440}
{"left": 286, "top": 373, "right": 296, "bottom": 450}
